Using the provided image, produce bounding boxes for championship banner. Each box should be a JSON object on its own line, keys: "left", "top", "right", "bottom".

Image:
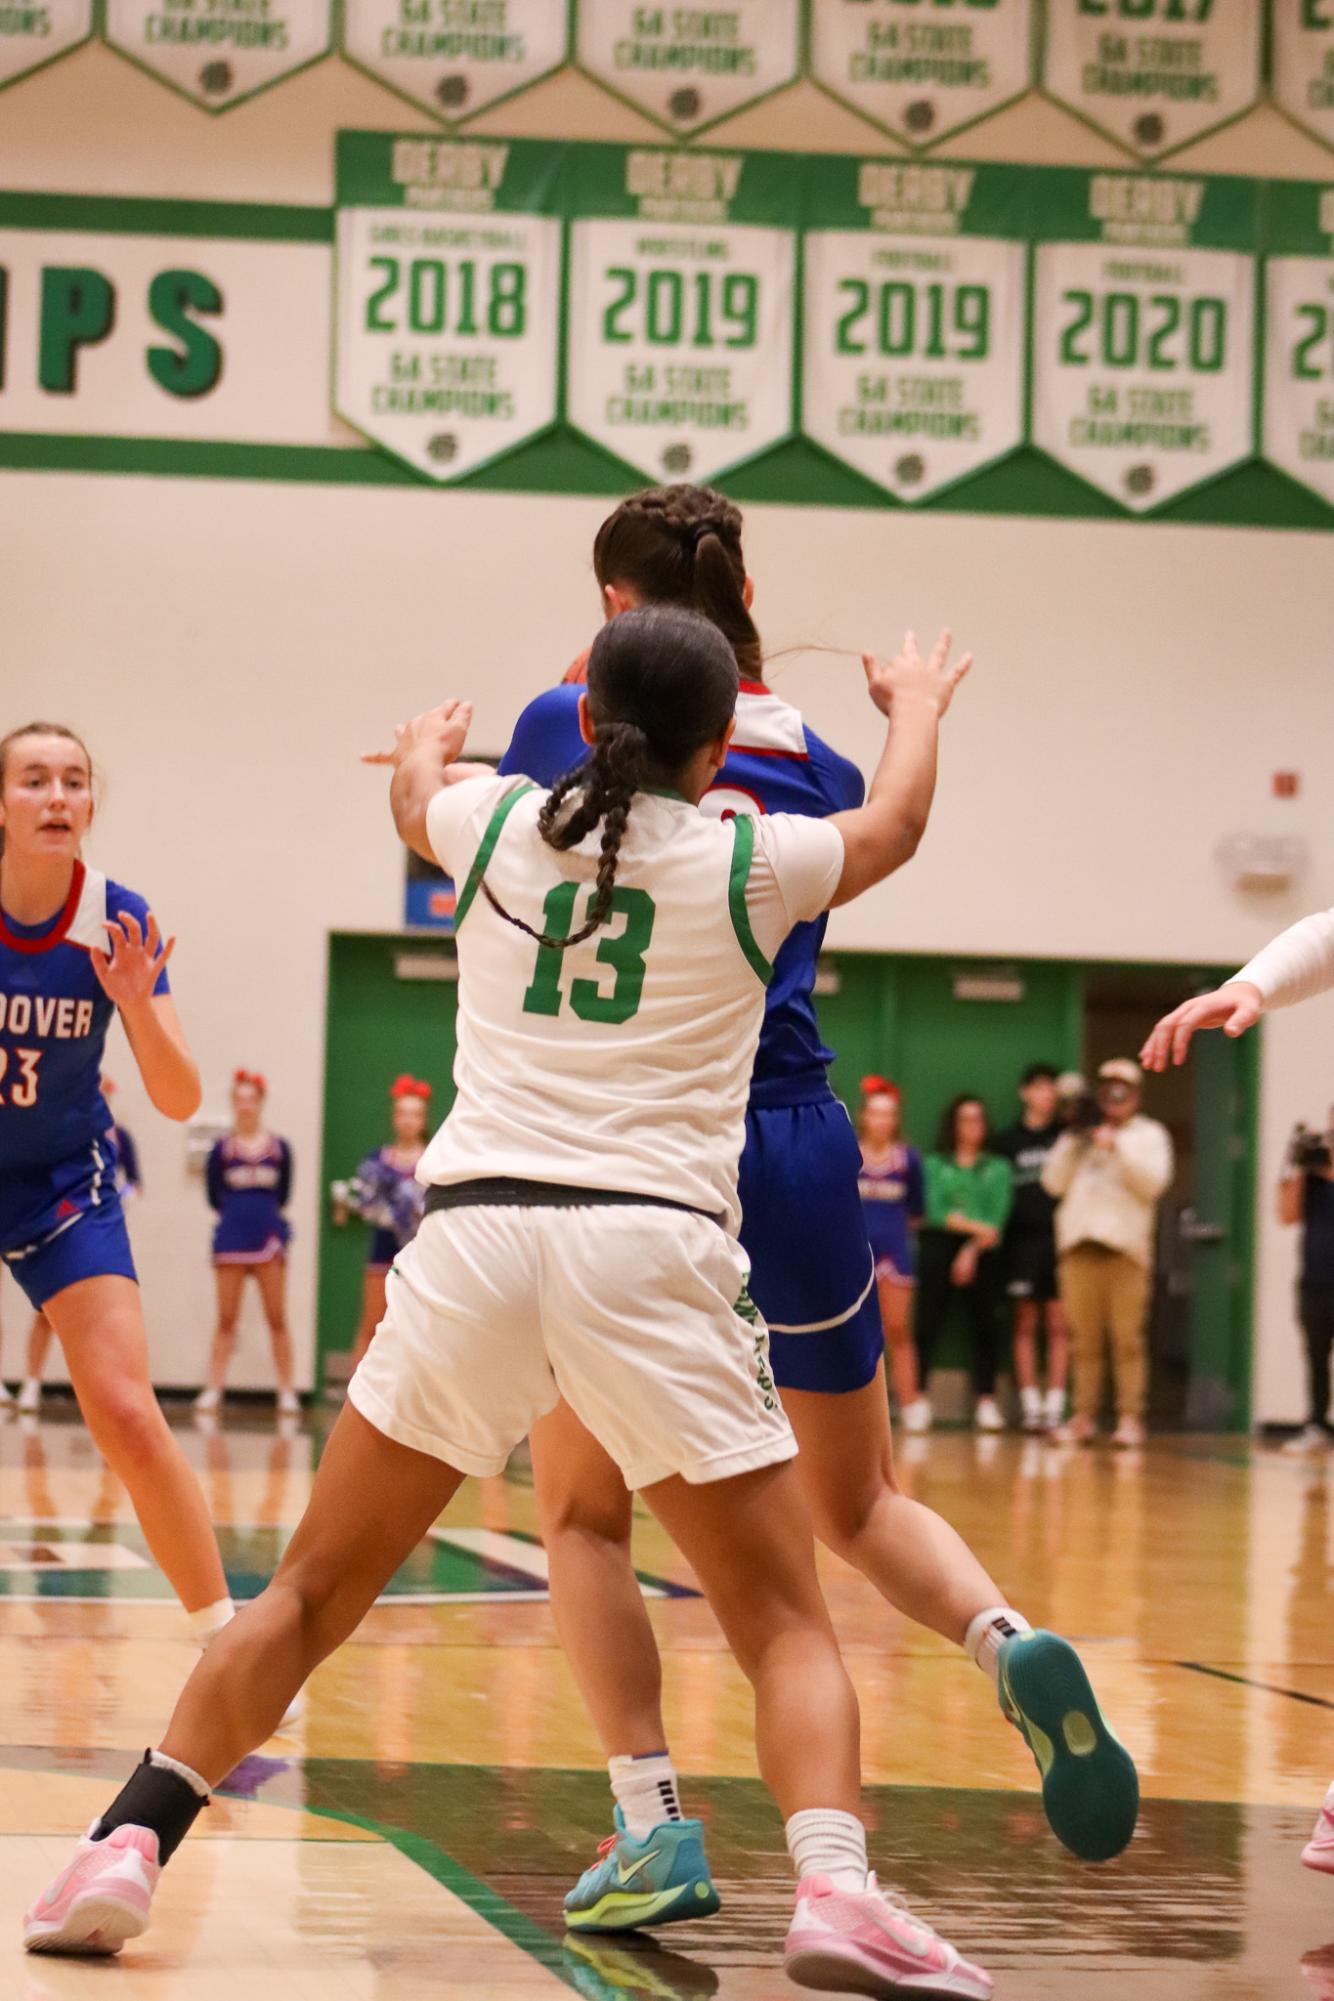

{"left": 0, "top": 0, "right": 91, "bottom": 89}
{"left": 1031, "top": 169, "right": 1258, "bottom": 511}
{"left": 1270, "top": 0, "right": 1334, "bottom": 151}
{"left": 0, "top": 198, "right": 344, "bottom": 450}
{"left": 564, "top": 146, "right": 796, "bottom": 482}
{"left": 807, "top": 0, "right": 1035, "bottom": 150}
{"left": 1261, "top": 181, "right": 1334, "bottom": 507}
{"left": 575, "top": 0, "right": 800, "bottom": 136}
{"left": 333, "top": 133, "right": 565, "bottom": 485}
{"left": 341, "top": 0, "right": 570, "bottom": 124}
{"left": 1042, "top": 0, "right": 1263, "bottom": 160}
{"left": 103, "top": 0, "right": 330, "bottom": 109}
{"left": 801, "top": 158, "right": 1028, "bottom": 502}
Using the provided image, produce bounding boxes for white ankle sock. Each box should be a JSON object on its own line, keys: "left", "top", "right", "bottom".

{"left": 785, "top": 1809, "right": 867, "bottom": 1892}
{"left": 609, "top": 1752, "right": 683, "bottom": 1838}
{"left": 963, "top": 1605, "right": 1032, "bottom": 1685}
{"left": 149, "top": 1748, "right": 211, "bottom": 1799}
{"left": 187, "top": 1599, "right": 235, "bottom": 1647}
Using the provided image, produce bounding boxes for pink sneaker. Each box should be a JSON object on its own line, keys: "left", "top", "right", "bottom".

{"left": 24, "top": 1823, "right": 160, "bottom": 1954}
{"left": 1302, "top": 1785, "right": 1334, "bottom": 1875}
{"left": 784, "top": 1874, "right": 991, "bottom": 1998}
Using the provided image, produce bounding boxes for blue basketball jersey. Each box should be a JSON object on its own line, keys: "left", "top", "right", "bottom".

{"left": 0, "top": 863, "right": 168, "bottom": 1184}
{"left": 499, "top": 679, "right": 863, "bottom": 1100}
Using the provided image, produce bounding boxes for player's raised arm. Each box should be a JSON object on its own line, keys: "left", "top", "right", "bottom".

{"left": 826, "top": 630, "right": 972, "bottom": 908}
{"left": 1141, "top": 905, "right": 1334, "bottom": 1071}
{"left": 364, "top": 699, "right": 486, "bottom": 862}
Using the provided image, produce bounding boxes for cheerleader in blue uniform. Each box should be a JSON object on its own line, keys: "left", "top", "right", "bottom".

{"left": 196, "top": 1070, "right": 296, "bottom": 1418}
{"left": 0, "top": 721, "right": 231, "bottom": 1638}
{"left": 856, "top": 1078, "right": 928, "bottom": 1430}
{"left": 333, "top": 1074, "right": 430, "bottom": 1365}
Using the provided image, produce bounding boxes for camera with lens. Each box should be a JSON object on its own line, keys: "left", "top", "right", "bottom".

{"left": 1057, "top": 1072, "right": 1103, "bottom": 1135}
{"left": 1289, "top": 1123, "right": 1334, "bottom": 1172}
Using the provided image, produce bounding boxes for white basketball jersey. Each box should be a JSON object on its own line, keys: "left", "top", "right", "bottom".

{"left": 418, "top": 774, "right": 843, "bottom": 1231}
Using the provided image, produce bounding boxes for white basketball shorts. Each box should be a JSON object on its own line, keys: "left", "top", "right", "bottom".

{"left": 349, "top": 1202, "right": 795, "bottom": 1490}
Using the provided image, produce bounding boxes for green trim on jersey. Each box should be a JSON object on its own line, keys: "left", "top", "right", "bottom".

{"left": 453, "top": 782, "right": 537, "bottom": 930}
{"left": 727, "top": 814, "right": 772, "bottom": 986}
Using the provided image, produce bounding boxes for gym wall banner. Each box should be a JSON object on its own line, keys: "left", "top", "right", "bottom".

{"left": 564, "top": 143, "right": 798, "bottom": 482}
{"left": 5, "top": 152, "right": 1334, "bottom": 535}
{"left": 102, "top": 0, "right": 331, "bottom": 109}
{"left": 1041, "top": 0, "right": 1264, "bottom": 160}
{"left": 807, "top": 0, "right": 1036, "bottom": 150}
{"left": 575, "top": 0, "right": 801, "bottom": 136}
{"left": 340, "top": 0, "right": 571, "bottom": 124}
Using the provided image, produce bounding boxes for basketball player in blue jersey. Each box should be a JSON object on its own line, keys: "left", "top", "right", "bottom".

{"left": 0, "top": 723, "right": 234, "bottom": 1646}
{"left": 499, "top": 488, "right": 1138, "bottom": 1924}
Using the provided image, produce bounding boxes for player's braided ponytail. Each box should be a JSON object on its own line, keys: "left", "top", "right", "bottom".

{"left": 592, "top": 484, "right": 764, "bottom": 680}
{"left": 485, "top": 606, "right": 738, "bottom": 952}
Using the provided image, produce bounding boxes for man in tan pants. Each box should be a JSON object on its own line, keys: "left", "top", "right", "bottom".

{"left": 1041, "top": 1060, "right": 1173, "bottom": 1449}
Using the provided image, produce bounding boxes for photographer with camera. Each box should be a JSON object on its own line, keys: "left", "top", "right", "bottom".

{"left": 1277, "top": 1113, "right": 1334, "bottom": 1455}
{"left": 1041, "top": 1060, "right": 1174, "bottom": 1449}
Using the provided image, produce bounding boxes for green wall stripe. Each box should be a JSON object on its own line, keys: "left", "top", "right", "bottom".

{"left": 0, "top": 191, "right": 330, "bottom": 242}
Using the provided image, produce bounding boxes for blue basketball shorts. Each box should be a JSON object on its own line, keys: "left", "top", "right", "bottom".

{"left": 1, "top": 1154, "right": 137, "bottom": 1312}
{"left": 737, "top": 1093, "right": 882, "bottom": 1395}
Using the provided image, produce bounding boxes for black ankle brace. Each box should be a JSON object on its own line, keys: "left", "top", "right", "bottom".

{"left": 93, "top": 1750, "right": 209, "bottom": 1864}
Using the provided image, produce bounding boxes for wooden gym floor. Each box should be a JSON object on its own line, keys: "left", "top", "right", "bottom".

{"left": 0, "top": 1407, "right": 1330, "bottom": 2000}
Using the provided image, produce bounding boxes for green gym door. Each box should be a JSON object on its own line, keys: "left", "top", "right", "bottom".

{"left": 316, "top": 933, "right": 459, "bottom": 1389}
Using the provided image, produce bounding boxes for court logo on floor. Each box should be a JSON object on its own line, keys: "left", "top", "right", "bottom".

{"left": 0, "top": 1520, "right": 695, "bottom": 1604}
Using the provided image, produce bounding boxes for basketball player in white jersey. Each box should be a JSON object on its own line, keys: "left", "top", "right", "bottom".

{"left": 25, "top": 608, "right": 991, "bottom": 1996}
{"left": 1142, "top": 904, "right": 1334, "bottom": 1882}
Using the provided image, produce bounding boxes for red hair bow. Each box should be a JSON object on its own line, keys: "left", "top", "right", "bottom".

{"left": 390, "top": 1074, "right": 432, "bottom": 1101}
{"left": 233, "top": 1068, "right": 267, "bottom": 1094}
{"left": 860, "top": 1074, "right": 899, "bottom": 1100}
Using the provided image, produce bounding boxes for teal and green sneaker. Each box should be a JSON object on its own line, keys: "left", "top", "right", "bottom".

{"left": 997, "top": 1628, "right": 1139, "bottom": 1862}
{"left": 564, "top": 1811, "right": 721, "bottom": 1934}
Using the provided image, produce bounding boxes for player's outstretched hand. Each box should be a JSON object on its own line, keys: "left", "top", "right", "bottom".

{"left": 362, "top": 698, "right": 473, "bottom": 771}
{"left": 91, "top": 909, "right": 175, "bottom": 1010}
{"left": 1140, "top": 980, "right": 1264, "bottom": 1072}
{"left": 862, "top": 629, "right": 973, "bottom": 721}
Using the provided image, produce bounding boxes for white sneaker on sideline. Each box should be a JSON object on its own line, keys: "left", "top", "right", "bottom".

{"left": 276, "top": 1388, "right": 300, "bottom": 1418}
{"left": 1282, "top": 1424, "right": 1332, "bottom": 1457}
{"left": 1019, "top": 1388, "right": 1045, "bottom": 1435}
{"left": 901, "top": 1397, "right": 932, "bottom": 1434}
{"left": 975, "top": 1396, "right": 1005, "bottom": 1433}
{"left": 16, "top": 1378, "right": 41, "bottom": 1414}
{"left": 1043, "top": 1386, "right": 1067, "bottom": 1430}
{"left": 193, "top": 1387, "right": 222, "bottom": 1414}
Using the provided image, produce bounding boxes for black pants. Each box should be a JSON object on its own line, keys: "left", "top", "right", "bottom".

{"left": 1300, "top": 1284, "right": 1334, "bottom": 1429}
{"left": 915, "top": 1230, "right": 1004, "bottom": 1397}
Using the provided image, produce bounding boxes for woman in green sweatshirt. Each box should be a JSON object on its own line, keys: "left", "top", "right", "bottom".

{"left": 914, "top": 1094, "right": 1014, "bottom": 1432}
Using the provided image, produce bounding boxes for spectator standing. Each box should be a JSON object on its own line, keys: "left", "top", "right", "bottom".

{"left": 1277, "top": 1108, "right": 1334, "bottom": 1455}
{"left": 1043, "top": 1059, "right": 1173, "bottom": 1449}
{"left": 994, "top": 1063, "right": 1069, "bottom": 1433}
{"left": 914, "top": 1094, "right": 1013, "bottom": 1431}
{"left": 856, "top": 1077, "right": 929, "bottom": 1431}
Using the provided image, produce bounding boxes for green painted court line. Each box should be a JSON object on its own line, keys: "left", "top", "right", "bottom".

{"left": 300, "top": 1806, "right": 580, "bottom": 1989}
